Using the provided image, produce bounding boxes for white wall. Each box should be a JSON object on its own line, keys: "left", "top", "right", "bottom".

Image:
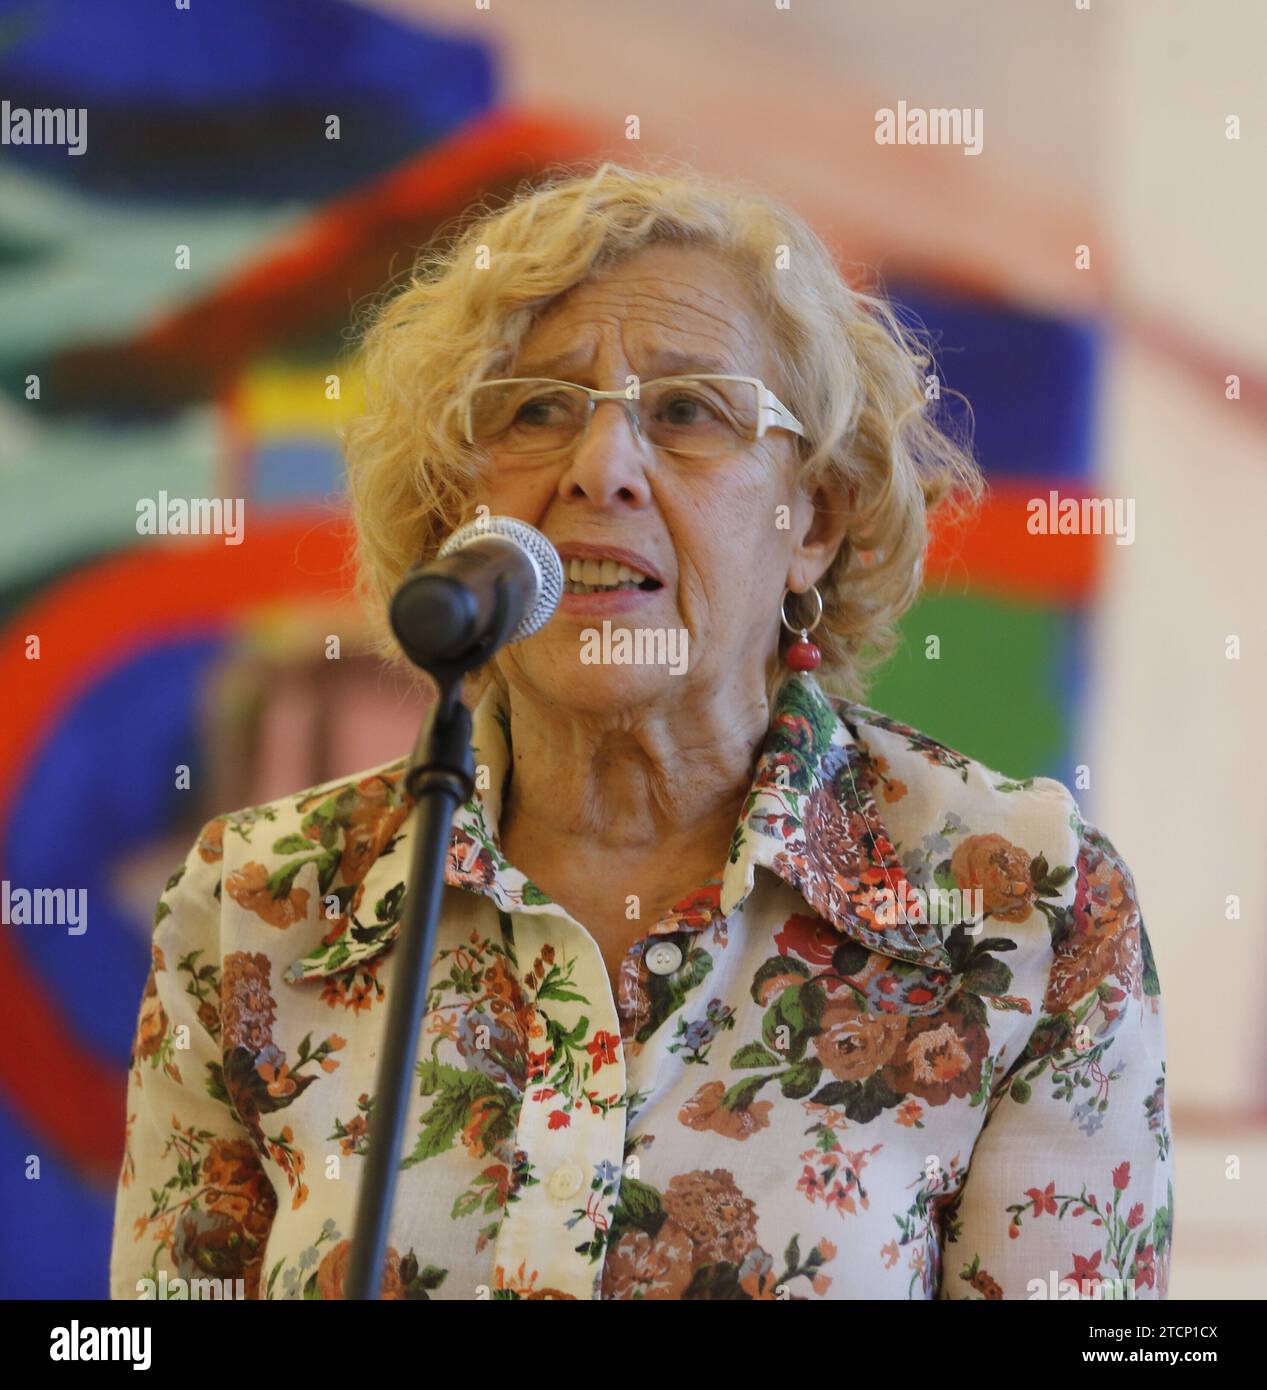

{"left": 1093, "top": 0, "right": 1267, "bottom": 1119}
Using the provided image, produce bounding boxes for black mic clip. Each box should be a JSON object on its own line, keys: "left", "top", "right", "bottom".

{"left": 392, "top": 568, "right": 518, "bottom": 804}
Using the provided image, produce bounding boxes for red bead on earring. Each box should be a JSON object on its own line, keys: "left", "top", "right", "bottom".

{"left": 785, "top": 635, "right": 822, "bottom": 671}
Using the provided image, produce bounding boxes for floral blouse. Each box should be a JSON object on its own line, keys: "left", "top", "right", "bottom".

{"left": 110, "top": 671, "right": 1174, "bottom": 1301}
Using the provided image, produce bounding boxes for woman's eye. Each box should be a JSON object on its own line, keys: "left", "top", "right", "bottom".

{"left": 661, "top": 393, "right": 715, "bottom": 425}
{"left": 515, "top": 396, "right": 563, "bottom": 425}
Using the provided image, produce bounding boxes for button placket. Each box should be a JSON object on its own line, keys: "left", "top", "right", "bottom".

{"left": 490, "top": 909, "right": 628, "bottom": 1299}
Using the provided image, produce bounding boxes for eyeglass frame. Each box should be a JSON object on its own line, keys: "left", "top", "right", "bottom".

{"left": 459, "top": 374, "right": 807, "bottom": 457}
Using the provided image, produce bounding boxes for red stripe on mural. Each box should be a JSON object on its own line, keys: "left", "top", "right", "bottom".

{"left": 0, "top": 511, "right": 354, "bottom": 1179}
{"left": 926, "top": 482, "right": 1104, "bottom": 605}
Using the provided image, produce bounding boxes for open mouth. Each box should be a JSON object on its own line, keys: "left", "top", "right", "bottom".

{"left": 562, "top": 558, "right": 663, "bottom": 595}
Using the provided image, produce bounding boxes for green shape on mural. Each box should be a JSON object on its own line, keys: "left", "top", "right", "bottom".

{"left": 865, "top": 592, "right": 1073, "bottom": 781}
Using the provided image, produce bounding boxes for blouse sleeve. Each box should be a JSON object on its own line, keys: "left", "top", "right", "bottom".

{"left": 109, "top": 822, "right": 278, "bottom": 1300}
{"left": 937, "top": 812, "right": 1176, "bottom": 1300}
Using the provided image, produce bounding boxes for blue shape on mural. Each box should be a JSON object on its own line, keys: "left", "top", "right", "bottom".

{"left": 0, "top": 0, "right": 497, "bottom": 201}
{"left": 893, "top": 284, "right": 1099, "bottom": 483}
{"left": 5, "top": 636, "right": 225, "bottom": 1068}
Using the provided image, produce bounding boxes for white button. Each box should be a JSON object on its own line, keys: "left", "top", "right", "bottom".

{"left": 546, "top": 1162, "right": 585, "bottom": 1201}
{"left": 643, "top": 939, "right": 683, "bottom": 976}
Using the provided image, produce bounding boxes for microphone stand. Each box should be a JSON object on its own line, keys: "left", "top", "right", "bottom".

{"left": 344, "top": 576, "right": 518, "bottom": 1300}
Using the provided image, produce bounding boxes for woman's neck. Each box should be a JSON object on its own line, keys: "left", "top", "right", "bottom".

{"left": 496, "top": 678, "right": 771, "bottom": 875}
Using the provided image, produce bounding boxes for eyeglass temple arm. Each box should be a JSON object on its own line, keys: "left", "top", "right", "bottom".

{"left": 759, "top": 386, "right": 804, "bottom": 438}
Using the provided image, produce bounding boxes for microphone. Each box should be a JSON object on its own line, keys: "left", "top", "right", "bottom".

{"left": 389, "top": 516, "right": 563, "bottom": 671}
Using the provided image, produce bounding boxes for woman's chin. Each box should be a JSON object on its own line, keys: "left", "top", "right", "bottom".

{"left": 516, "top": 651, "right": 690, "bottom": 712}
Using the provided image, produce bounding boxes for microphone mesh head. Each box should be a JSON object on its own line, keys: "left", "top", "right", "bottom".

{"left": 436, "top": 516, "right": 563, "bottom": 642}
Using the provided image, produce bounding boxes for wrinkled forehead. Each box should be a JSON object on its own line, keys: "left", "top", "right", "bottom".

{"left": 513, "top": 246, "right": 781, "bottom": 387}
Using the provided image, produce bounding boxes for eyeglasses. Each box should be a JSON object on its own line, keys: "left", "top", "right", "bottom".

{"left": 461, "top": 375, "right": 806, "bottom": 459}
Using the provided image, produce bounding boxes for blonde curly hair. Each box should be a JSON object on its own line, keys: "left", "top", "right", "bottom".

{"left": 340, "top": 157, "right": 984, "bottom": 705}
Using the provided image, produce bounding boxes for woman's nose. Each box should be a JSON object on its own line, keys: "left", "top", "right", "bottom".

{"left": 559, "top": 400, "right": 653, "bottom": 505}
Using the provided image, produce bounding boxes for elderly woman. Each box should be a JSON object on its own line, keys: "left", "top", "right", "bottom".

{"left": 111, "top": 163, "right": 1173, "bottom": 1301}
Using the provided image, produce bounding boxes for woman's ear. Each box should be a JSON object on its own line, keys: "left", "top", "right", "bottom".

{"left": 787, "top": 477, "right": 854, "bottom": 591}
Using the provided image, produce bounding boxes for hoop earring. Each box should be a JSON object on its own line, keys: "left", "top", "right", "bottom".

{"left": 780, "top": 585, "right": 823, "bottom": 672}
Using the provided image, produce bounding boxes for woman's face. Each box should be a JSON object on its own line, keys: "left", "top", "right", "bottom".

{"left": 473, "top": 243, "right": 834, "bottom": 716}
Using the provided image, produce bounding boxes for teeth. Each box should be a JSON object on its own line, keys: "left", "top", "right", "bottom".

{"left": 563, "top": 579, "right": 646, "bottom": 594}
{"left": 564, "top": 557, "right": 651, "bottom": 589}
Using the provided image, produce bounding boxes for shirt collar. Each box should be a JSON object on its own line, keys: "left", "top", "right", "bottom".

{"left": 720, "top": 671, "right": 952, "bottom": 970}
{"left": 285, "top": 671, "right": 952, "bottom": 982}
